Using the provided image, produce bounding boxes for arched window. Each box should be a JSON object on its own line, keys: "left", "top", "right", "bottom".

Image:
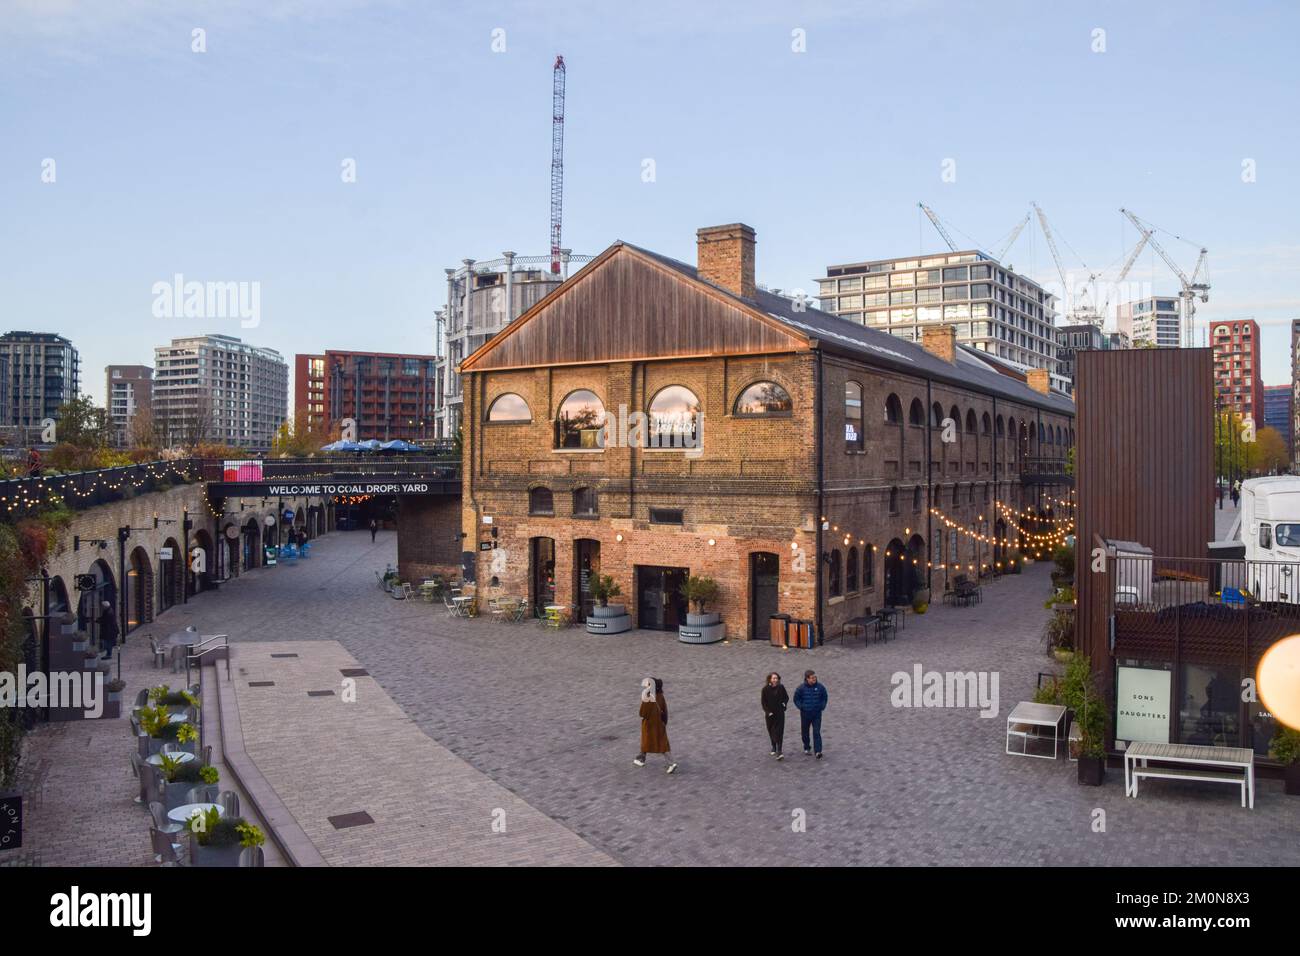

{"left": 996, "top": 415, "right": 1005, "bottom": 437}
{"left": 829, "top": 550, "right": 842, "bottom": 597}
{"left": 573, "top": 487, "right": 598, "bottom": 517}
{"left": 735, "top": 381, "right": 792, "bottom": 416}
{"left": 969, "top": 484, "right": 976, "bottom": 504}
{"left": 864, "top": 546, "right": 875, "bottom": 587}
{"left": 487, "top": 392, "right": 531, "bottom": 422}
{"left": 949, "top": 405, "right": 961, "bottom": 431}
{"left": 1006, "top": 416, "right": 1016, "bottom": 442}
{"left": 913, "top": 486, "right": 922, "bottom": 512}
{"left": 648, "top": 385, "right": 701, "bottom": 448}
{"left": 1056, "top": 425, "right": 1063, "bottom": 447}
{"left": 982, "top": 412, "right": 992, "bottom": 435}
{"left": 889, "top": 486, "right": 899, "bottom": 514}
{"left": 845, "top": 382, "right": 864, "bottom": 451}
{"left": 1038, "top": 422, "right": 1046, "bottom": 444}
{"left": 951, "top": 485, "right": 960, "bottom": 508}
{"left": 847, "top": 547, "right": 859, "bottom": 592}
{"left": 555, "top": 390, "right": 606, "bottom": 448}
{"left": 931, "top": 402, "right": 944, "bottom": 427}
{"left": 528, "top": 487, "right": 553, "bottom": 515}
{"left": 885, "top": 394, "right": 903, "bottom": 424}
{"left": 909, "top": 398, "right": 925, "bottom": 426}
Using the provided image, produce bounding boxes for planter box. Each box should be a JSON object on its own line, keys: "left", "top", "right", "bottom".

{"left": 686, "top": 612, "right": 720, "bottom": 627}
{"left": 1077, "top": 756, "right": 1105, "bottom": 786}
{"left": 585, "top": 611, "right": 632, "bottom": 634}
{"left": 1285, "top": 763, "right": 1300, "bottom": 797}
{"left": 679, "top": 620, "right": 725, "bottom": 645}
{"left": 190, "top": 842, "right": 242, "bottom": 868}
{"left": 590, "top": 604, "right": 626, "bottom": 618}
{"left": 70, "top": 640, "right": 88, "bottom": 653}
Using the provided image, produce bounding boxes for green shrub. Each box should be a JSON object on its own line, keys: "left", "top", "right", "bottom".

{"left": 1271, "top": 726, "right": 1300, "bottom": 766}
{"left": 1052, "top": 542, "right": 1075, "bottom": 579}
{"left": 680, "top": 575, "right": 720, "bottom": 613}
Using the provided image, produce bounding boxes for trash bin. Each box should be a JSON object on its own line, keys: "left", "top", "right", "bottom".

{"left": 769, "top": 614, "right": 792, "bottom": 647}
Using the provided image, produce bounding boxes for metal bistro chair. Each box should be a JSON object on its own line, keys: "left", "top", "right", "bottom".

{"left": 150, "top": 826, "right": 189, "bottom": 866}
{"left": 130, "top": 752, "right": 149, "bottom": 804}
{"left": 141, "top": 764, "right": 165, "bottom": 807}
{"left": 239, "top": 845, "right": 266, "bottom": 867}
{"left": 186, "top": 785, "right": 216, "bottom": 805}
{"left": 149, "top": 637, "right": 167, "bottom": 669}
{"left": 161, "top": 742, "right": 183, "bottom": 756}
{"left": 218, "top": 790, "right": 240, "bottom": 818}
{"left": 442, "top": 592, "right": 460, "bottom": 618}
{"left": 135, "top": 688, "right": 151, "bottom": 709}
{"left": 149, "top": 800, "right": 184, "bottom": 837}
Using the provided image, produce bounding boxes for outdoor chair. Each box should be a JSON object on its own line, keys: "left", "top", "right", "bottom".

{"left": 161, "top": 742, "right": 183, "bottom": 756}
{"left": 218, "top": 790, "right": 240, "bottom": 818}
{"left": 202, "top": 744, "right": 213, "bottom": 767}
{"left": 443, "top": 593, "right": 459, "bottom": 618}
{"left": 239, "top": 846, "right": 265, "bottom": 867}
{"left": 150, "top": 826, "right": 189, "bottom": 866}
{"left": 141, "top": 765, "right": 165, "bottom": 806}
{"left": 149, "top": 801, "right": 184, "bottom": 836}
{"left": 186, "top": 785, "right": 216, "bottom": 805}
{"left": 130, "top": 752, "right": 149, "bottom": 804}
{"left": 136, "top": 728, "right": 151, "bottom": 760}
{"left": 135, "top": 688, "right": 151, "bottom": 708}
{"left": 149, "top": 637, "right": 167, "bottom": 669}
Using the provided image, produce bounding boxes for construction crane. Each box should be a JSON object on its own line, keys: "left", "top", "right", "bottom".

{"left": 1032, "top": 202, "right": 1100, "bottom": 320}
{"left": 918, "top": 202, "right": 957, "bottom": 252}
{"left": 994, "top": 213, "right": 1030, "bottom": 261}
{"left": 1119, "top": 208, "right": 1210, "bottom": 348}
{"left": 1099, "top": 231, "right": 1150, "bottom": 318}
{"left": 549, "top": 55, "right": 566, "bottom": 275}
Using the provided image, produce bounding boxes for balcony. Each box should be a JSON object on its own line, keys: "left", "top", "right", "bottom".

{"left": 1019, "top": 457, "right": 1072, "bottom": 485}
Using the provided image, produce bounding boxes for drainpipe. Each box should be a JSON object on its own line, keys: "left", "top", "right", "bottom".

{"left": 814, "top": 346, "right": 824, "bottom": 646}
{"left": 992, "top": 397, "right": 999, "bottom": 558}
{"left": 181, "top": 510, "right": 190, "bottom": 604}
{"left": 925, "top": 377, "right": 933, "bottom": 591}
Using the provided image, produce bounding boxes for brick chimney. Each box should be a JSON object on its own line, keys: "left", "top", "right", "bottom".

{"left": 697, "top": 223, "right": 756, "bottom": 299}
{"left": 921, "top": 325, "right": 958, "bottom": 363}
{"left": 1026, "top": 368, "right": 1051, "bottom": 394}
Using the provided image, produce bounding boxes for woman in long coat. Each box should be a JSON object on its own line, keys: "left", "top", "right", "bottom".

{"left": 634, "top": 677, "right": 677, "bottom": 774}
{"left": 761, "top": 672, "right": 789, "bottom": 759}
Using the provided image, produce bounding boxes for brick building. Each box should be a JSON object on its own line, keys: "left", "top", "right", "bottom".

{"left": 294, "top": 350, "right": 437, "bottom": 441}
{"left": 1211, "top": 319, "right": 1263, "bottom": 422}
{"left": 457, "top": 223, "right": 1074, "bottom": 641}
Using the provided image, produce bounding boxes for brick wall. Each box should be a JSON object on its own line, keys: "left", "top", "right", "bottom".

{"left": 397, "top": 495, "right": 464, "bottom": 583}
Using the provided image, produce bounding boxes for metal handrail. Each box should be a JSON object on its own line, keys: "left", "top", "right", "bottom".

{"left": 186, "top": 643, "right": 232, "bottom": 683}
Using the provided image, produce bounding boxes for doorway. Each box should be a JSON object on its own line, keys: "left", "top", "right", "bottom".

{"left": 530, "top": 537, "right": 556, "bottom": 615}
{"left": 574, "top": 539, "right": 600, "bottom": 623}
{"left": 636, "top": 566, "right": 688, "bottom": 631}
{"left": 750, "top": 552, "right": 780, "bottom": 640}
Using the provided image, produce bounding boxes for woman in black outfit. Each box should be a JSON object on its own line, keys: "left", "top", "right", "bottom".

{"left": 762, "top": 672, "right": 789, "bottom": 760}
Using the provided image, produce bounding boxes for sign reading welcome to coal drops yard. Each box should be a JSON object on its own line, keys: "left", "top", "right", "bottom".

{"left": 260, "top": 483, "right": 433, "bottom": 496}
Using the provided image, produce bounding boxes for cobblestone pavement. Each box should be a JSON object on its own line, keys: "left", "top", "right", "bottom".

{"left": 123, "top": 528, "right": 1300, "bottom": 867}
{"left": 230, "top": 640, "right": 613, "bottom": 865}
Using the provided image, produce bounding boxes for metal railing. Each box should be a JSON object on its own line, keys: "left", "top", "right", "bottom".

{"left": 201, "top": 455, "right": 460, "bottom": 484}
{"left": 185, "top": 635, "right": 231, "bottom": 685}
{"left": 0, "top": 458, "right": 200, "bottom": 515}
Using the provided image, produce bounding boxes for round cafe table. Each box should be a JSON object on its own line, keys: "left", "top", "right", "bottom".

{"left": 168, "top": 712, "right": 189, "bottom": 724}
{"left": 167, "top": 802, "right": 223, "bottom": 825}
{"left": 147, "top": 751, "right": 195, "bottom": 767}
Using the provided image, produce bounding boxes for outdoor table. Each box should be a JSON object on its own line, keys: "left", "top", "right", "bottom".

{"left": 452, "top": 596, "right": 474, "bottom": 617}
{"left": 167, "top": 712, "right": 189, "bottom": 724}
{"left": 167, "top": 802, "right": 223, "bottom": 825}
{"left": 1005, "top": 702, "right": 1068, "bottom": 759}
{"left": 147, "top": 751, "right": 195, "bottom": 767}
{"left": 841, "top": 614, "right": 878, "bottom": 645}
{"left": 877, "top": 607, "right": 901, "bottom": 637}
{"left": 1123, "top": 741, "right": 1255, "bottom": 808}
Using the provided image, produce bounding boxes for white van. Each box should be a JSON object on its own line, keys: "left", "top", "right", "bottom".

{"left": 1240, "top": 476, "right": 1300, "bottom": 602}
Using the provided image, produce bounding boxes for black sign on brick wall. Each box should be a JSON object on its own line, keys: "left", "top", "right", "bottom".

{"left": 0, "top": 792, "right": 22, "bottom": 851}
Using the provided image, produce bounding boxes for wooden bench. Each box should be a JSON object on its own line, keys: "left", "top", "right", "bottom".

{"left": 1124, "top": 742, "right": 1255, "bottom": 809}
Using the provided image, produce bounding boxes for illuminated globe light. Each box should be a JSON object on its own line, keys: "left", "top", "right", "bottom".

{"left": 1257, "top": 634, "right": 1300, "bottom": 730}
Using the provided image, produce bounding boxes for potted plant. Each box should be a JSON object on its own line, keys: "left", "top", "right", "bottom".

{"left": 1270, "top": 726, "right": 1300, "bottom": 796}
{"left": 186, "top": 808, "right": 247, "bottom": 868}
{"left": 237, "top": 822, "right": 266, "bottom": 849}
{"left": 1051, "top": 542, "right": 1075, "bottom": 587}
{"left": 81, "top": 649, "right": 100, "bottom": 670}
{"left": 911, "top": 586, "right": 930, "bottom": 615}
{"left": 678, "top": 575, "right": 724, "bottom": 644}
{"left": 586, "top": 574, "right": 631, "bottom": 634}
{"left": 1076, "top": 674, "right": 1108, "bottom": 786}
{"left": 105, "top": 678, "right": 126, "bottom": 704}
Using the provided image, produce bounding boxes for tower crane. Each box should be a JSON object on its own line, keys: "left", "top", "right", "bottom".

{"left": 994, "top": 213, "right": 1030, "bottom": 261}
{"left": 1032, "top": 202, "right": 1100, "bottom": 322}
{"left": 1098, "top": 231, "right": 1149, "bottom": 318}
{"left": 549, "top": 55, "right": 566, "bottom": 275}
{"left": 1119, "top": 208, "right": 1210, "bottom": 348}
{"left": 918, "top": 202, "right": 957, "bottom": 252}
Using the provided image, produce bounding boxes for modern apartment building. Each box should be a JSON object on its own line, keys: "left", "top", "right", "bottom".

{"left": 1262, "top": 383, "right": 1293, "bottom": 458}
{"left": 293, "top": 350, "right": 438, "bottom": 441}
{"left": 434, "top": 251, "right": 593, "bottom": 439}
{"left": 817, "top": 251, "right": 1060, "bottom": 375}
{"left": 0, "top": 331, "right": 80, "bottom": 428}
{"left": 105, "top": 365, "right": 153, "bottom": 447}
{"left": 1054, "top": 323, "right": 1111, "bottom": 395}
{"left": 153, "top": 334, "right": 287, "bottom": 450}
{"left": 1117, "top": 296, "right": 1181, "bottom": 348}
{"left": 1211, "top": 320, "right": 1263, "bottom": 423}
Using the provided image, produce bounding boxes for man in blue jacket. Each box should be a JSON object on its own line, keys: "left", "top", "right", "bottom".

{"left": 793, "top": 670, "right": 828, "bottom": 758}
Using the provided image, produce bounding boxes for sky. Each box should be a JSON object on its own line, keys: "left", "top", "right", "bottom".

{"left": 3, "top": 0, "right": 1299, "bottom": 405}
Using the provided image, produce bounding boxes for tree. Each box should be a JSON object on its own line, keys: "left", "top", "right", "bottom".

{"left": 53, "top": 396, "right": 111, "bottom": 447}
{"left": 1250, "top": 426, "right": 1290, "bottom": 475}
{"left": 271, "top": 415, "right": 333, "bottom": 457}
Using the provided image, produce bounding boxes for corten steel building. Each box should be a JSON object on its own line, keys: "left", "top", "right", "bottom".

{"left": 458, "top": 223, "right": 1074, "bottom": 640}
{"left": 1211, "top": 319, "right": 1263, "bottom": 424}
{"left": 293, "top": 350, "right": 438, "bottom": 441}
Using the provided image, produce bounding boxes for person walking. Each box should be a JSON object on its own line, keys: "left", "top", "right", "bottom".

{"left": 793, "top": 669, "right": 828, "bottom": 758}
{"left": 369, "top": 518, "right": 378, "bottom": 543}
{"left": 1231, "top": 486, "right": 1240, "bottom": 508}
{"left": 634, "top": 677, "right": 677, "bottom": 773}
{"left": 98, "top": 600, "right": 119, "bottom": 661}
{"left": 762, "top": 672, "right": 789, "bottom": 759}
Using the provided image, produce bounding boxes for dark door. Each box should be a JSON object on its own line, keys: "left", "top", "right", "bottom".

{"left": 750, "top": 552, "right": 780, "bottom": 639}
{"left": 531, "top": 537, "right": 556, "bottom": 615}
{"left": 883, "top": 537, "right": 909, "bottom": 607}
{"left": 575, "top": 539, "right": 600, "bottom": 622}
{"left": 636, "top": 566, "right": 689, "bottom": 631}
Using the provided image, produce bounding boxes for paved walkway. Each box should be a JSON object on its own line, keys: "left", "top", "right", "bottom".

{"left": 229, "top": 640, "right": 613, "bottom": 866}
{"left": 15, "top": 527, "right": 1300, "bottom": 866}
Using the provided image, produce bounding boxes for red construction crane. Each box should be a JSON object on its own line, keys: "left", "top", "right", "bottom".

{"left": 549, "top": 55, "right": 565, "bottom": 275}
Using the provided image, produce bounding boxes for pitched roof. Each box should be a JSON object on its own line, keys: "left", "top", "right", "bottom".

{"left": 624, "top": 242, "right": 1074, "bottom": 415}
